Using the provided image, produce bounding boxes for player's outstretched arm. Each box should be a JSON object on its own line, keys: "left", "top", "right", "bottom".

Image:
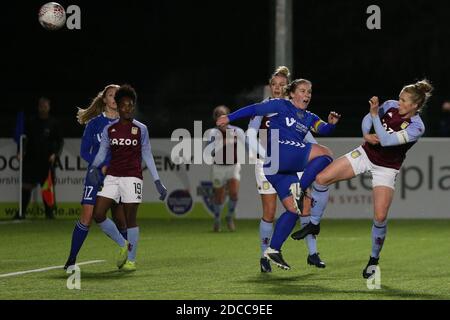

{"left": 311, "top": 111, "right": 341, "bottom": 136}
{"left": 217, "top": 99, "right": 284, "bottom": 128}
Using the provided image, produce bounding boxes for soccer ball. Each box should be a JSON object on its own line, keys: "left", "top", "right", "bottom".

{"left": 38, "top": 2, "right": 66, "bottom": 30}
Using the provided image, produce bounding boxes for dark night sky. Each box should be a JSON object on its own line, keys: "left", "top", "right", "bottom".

{"left": 2, "top": 0, "right": 450, "bottom": 137}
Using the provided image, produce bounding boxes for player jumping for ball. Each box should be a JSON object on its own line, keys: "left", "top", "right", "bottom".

{"left": 217, "top": 79, "right": 341, "bottom": 270}
{"left": 291, "top": 79, "right": 433, "bottom": 278}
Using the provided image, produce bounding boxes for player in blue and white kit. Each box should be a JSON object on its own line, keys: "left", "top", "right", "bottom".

{"left": 64, "top": 84, "right": 127, "bottom": 270}
{"left": 248, "top": 67, "right": 325, "bottom": 272}
{"left": 217, "top": 79, "right": 341, "bottom": 270}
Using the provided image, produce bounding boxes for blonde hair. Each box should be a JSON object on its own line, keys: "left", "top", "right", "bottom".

{"left": 212, "top": 105, "right": 230, "bottom": 121}
{"left": 402, "top": 79, "right": 433, "bottom": 112}
{"left": 76, "top": 84, "right": 120, "bottom": 124}
{"left": 270, "top": 66, "right": 291, "bottom": 83}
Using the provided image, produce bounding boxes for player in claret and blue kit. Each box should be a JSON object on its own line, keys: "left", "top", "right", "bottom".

{"left": 87, "top": 84, "right": 167, "bottom": 272}
{"left": 217, "top": 79, "right": 341, "bottom": 270}
{"left": 64, "top": 84, "right": 127, "bottom": 270}
{"left": 291, "top": 79, "right": 433, "bottom": 278}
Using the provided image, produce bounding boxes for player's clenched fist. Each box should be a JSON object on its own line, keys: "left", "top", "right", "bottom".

{"left": 328, "top": 111, "right": 341, "bottom": 125}
{"left": 216, "top": 115, "right": 229, "bottom": 128}
{"left": 369, "top": 96, "right": 379, "bottom": 116}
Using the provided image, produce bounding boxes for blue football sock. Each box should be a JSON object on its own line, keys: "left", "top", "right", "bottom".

{"left": 213, "top": 203, "right": 223, "bottom": 223}
{"left": 259, "top": 219, "right": 273, "bottom": 257}
{"left": 310, "top": 182, "right": 329, "bottom": 225}
{"left": 226, "top": 199, "right": 237, "bottom": 218}
{"left": 371, "top": 220, "right": 387, "bottom": 258}
{"left": 119, "top": 229, "right": 128, "bottom": 240}
{"left": 68, "top": 221, "right": 89, "bottom": 260}
{"left": 300, "top": 216, "right": 317, "bottom": 255}
{"left": 98, "top": 218, "right": 126, "bottom": 247}
{"left": 270, "top": 211, "right": 299, "bottom": 251}
{"left": 127, "top": 227, "right": 139, "bottom": 262}
{"left": 300, "top": 155, "right": 333, "bottom": 190}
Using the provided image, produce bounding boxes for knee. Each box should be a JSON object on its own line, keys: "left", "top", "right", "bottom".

{"left": 285, "top": 199, "right": 298, "bottom": 214}
{"left": 115, "top": 220, "right": 127, "bottom": 230}
{"left": 214, "top": 194, "right": 225, "bottom": 204}
{"left": 320, "top": 145, "right": 333, "bottom": 158}
{"left": 229, "top": 193, "right": 238, "bottom": 201}
{"left": 93, "top": 210, "right": 106, "bottom": 224}
{"left": 374, "top": 213, "right": 387, "bottom": 224}
{"left": 262, "top": 206, "right": 276, "bottom": 223}
{"left": 315, "top": 172, "right": 328, "bottom": 186}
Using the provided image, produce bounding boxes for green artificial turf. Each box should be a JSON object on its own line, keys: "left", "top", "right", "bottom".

{"left": 1, "top": 213, "right": 449, "bottom": 300}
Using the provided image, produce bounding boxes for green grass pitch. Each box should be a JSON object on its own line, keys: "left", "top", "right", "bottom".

{"left": 0, "top": 205, "right": 449, "bottom": 300}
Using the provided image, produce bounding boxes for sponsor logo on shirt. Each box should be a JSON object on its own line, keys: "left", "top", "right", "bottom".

{"left": 285, "top": 117, "right": 296, "bottom": 127}
{"left": 110, "top": 138, "right": 138, "bottom": 146}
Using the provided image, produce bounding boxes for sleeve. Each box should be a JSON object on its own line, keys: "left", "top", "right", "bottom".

{"left": 310, "top": 114, "right": 336, "bottom": 136}
{"left": 247, "top": 116, "right": 267, "bottom": 158}
{"left": 371, "top": 115, "right": 425, "bottom": 146}
{"left": 141, "top": 125, "right": 160, "bottom": 182}
{"left": 91, "top": 126, "right": 111, "bottom": 168}
{"left": 228, "top": 100, "right": 282, "bottom": 122}
{"left": 248, "top": 116, "right": 263, "bottom": 131}
{"left": 361, "top": 113, "right": 373, "bottom": 135}
{"left": 80, "top": 121, "right": 95, "bottom": 164}
{"left": 303, "top": 131, "right": 318, "bottom": 144}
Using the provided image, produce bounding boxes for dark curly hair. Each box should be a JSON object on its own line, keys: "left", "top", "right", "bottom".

{"left": 114, "top": 84, "right": 137, "bottom": 105}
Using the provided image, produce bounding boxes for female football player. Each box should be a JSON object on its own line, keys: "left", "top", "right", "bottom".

{"left": 64, "top": 84, "right": 127, "bottom": 270}
{"left": 88, "top": 84, "right": 167, "bottom": 272}
{"left": 217, "top": 79, "right": 341, "bottom": 270}
{"left": 291, "top": 79, "right": 432, "bottom": 278}
{"left": 247, "top": 67, "right": 325, "bottom": 272}
{"left": 208, "top": 105, "right": 245, "bottom": 232}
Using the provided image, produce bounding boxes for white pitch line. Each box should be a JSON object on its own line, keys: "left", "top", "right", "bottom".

{"left": 0, "top": 260, "right": 106, "bottom": 278}
{"left": 0, "top": 220, "right": 30, "bottom": 225}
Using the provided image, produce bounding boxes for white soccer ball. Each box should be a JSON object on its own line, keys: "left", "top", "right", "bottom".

{"left": 38, "top": 2, "right": 66, "bottom": 30}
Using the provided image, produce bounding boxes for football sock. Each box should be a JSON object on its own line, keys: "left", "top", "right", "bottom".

{"left": 98, "top": 218, "right": 126, "bottom": 247}
{"left": 300, "top": 155, "right": 333, "bottom": 190}
{"left": 300, "top": 216, "right": 317, "bottom": 255}
{"left": 310, "top": 182, "right": 329, "bottom": 225}
{"left": 371, "top": 219, "right": 387, "bottom": 259}
{"left": 68, "top": 221, "right": 89, "bottom": 260}
{"left": 213, "top": 203, "right": 223, "bottom": 223}
{"left": 119, "top": 229, "right": 128, "bottom": 240}
{"left": 226, "top": 199, "right": 237, "bottom": 218}
{"left": 270, "top": 211, "right": 298, "bottom": 251}
{"left": 127, "top": 227, "right": 139, "bottom": 262}
{"left": 260, "top": 219, "right": 273, "bottom": 257}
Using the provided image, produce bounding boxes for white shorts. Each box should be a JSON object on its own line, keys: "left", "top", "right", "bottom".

{"left": 344, "top": 146, "right": 399, "bottom": 190}
{"left": 255, "top": 159, "right": 305, "bottom": 195}
{"left": 97, "top": 175, "right": 144, "bottom": 203}
{"left": 255, "top": 159, "right": 276, "bottom": 194}
{"left": 211, "top": 164, "right": 241, "bottom": 188}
